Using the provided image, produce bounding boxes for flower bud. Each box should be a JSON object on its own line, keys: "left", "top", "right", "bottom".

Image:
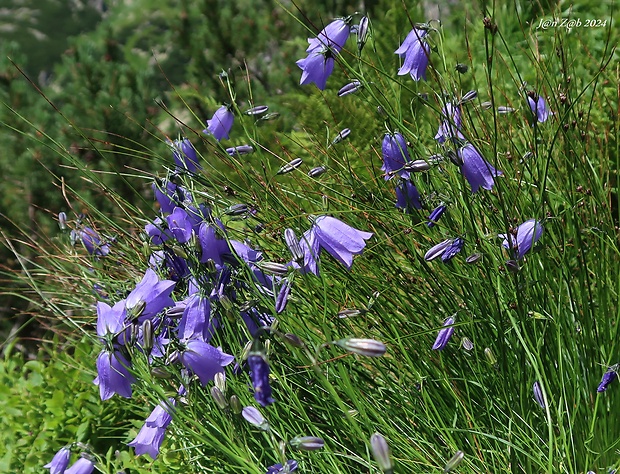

{"left": 479, "top": 101, "right": 493, "bottom": 109}
{"left": 424, "top": 239, "right": 452, "bottom": 261}
{"left": 357, "top": 16, "right": 369, "bottom": 51}
{"left": 338, "top": 80, "right": 363, "bottom": 97}
{"left": 484, "top": 347, "right": 497, "bottom": 366}
{"left": 214, "top": 372, "right": 226, "bottom": 394}
{"left": 229, "top": 395, "right": 242, "bottom": 414}
{"left": 259, "top": 112, "right": 280, "bottom": 121}
{"left": 151, "top": 367, "right": 172, "bottom": 379}
{"left": 142, "top": 319, "right": 153, "bottom": 353}
{"left": 402, "top": 159, "right": 431, "bottom": 172}
{"left": 459, "top": 90, "right": 478, "bottom": 104}
{"left": 443, "top": 450, "right": 464, "bottom": 473}
{"left": 225, "top": 203, "right": 250, "bottom": 216}
{"left": 426, "top": 205, "right": 446, "bottom": 228}
{"left": 244, "top": 105, "right": 269, "bottom": 115}
{"left": 461, "top": 337, "right": 474, "bottom": 351}
{"left": 226, "top": 145, "right": 254, "bottom": 156}
{"left": 335, "top": 338, "right": 387, "bottom": 357}
{"left": 337, "top": 309, "right": 368, "bottom": 318}
{"left": 533, "top": 381, "right": 545, "bottom": 408}
{"left": 211, "top": 386, "right": 228, "bottom": 409}
{"left": 58, "top": 212, "right": 67, "bottom": 231}
{"left": 277, "top": 158, "right": 303, "bottom": 174}
{"left": 432, "top": 317, "right": 455, "bottom": 350}
{"left": 283, "top": 333, "right": 305, "bottom": 348}
{"left": 497, "top": 106, "right": 515, "bottom": 114}
{"left": 330, "top": 128, "right": 351, "bottom": 146}
{"left": 257, "top": 261, "right": 290, "bottom": 276}
{"left": 465, "top": 253, "right": 482, "bottom": 264}
{"left": 370, "top": 433, "right": 393, "bottom": 473}
{"left": 597, "top": 366, "right": 618, "bottom": 392}
{"left": 289, "top": 436, "right": 325, "bottom": 451}
{"left": 283, "top": 228, "right": 303, "bottom": 263}
{"left": 308, "top": 166, "right": 327, "bottom": 178}
{"left": 242, "top": 406, "right": 269, "bottom": 430}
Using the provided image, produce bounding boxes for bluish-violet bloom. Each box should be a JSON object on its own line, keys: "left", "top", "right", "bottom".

{"left": 230, "top": 239, "right": 263, "bottom": 264}
{"left": 125, "top": 268, "right": 175, "bottom": 321}
{"left": 395, "top": 179, "right": 422, "bottom": 213}
{"left": 311, "top": 215, "right": 373, "bottom": 270}
{"left": 441, "top": 237, "right": 464, "bottom": 262}
{"left": 306, "top": 18, "right": 351, "bottom": 53}
{"left": 64, "top": 457, "right": 95, "bottom": 474}
{"left": 424, "top": 238, "right": 452, "bottom": 261}
{"left": 499, "top": 219, "right": 543, "bottom": 259}
{"left": 242, "top": 406, "right": 269, "bottom": 429}
{"left": 177, "top": 293, "right": 218, "bottom": 342}
{"left": 242, "top": 307, "right": 275, "bottom": 338}
{"left": 432, "top": 317, "right": 455, "bottom": 350}
{"left": 44, "top": 447, "right": 71, "bottom": 474}
{"left": 179, "top": 339, "right": 234, "bottom": 386}
{"left": 435, "top": 103, "right": 464, "bottom": 144}
{"left": 427, "top": 205, "right": 446, "bottom": 227}
{"left": 296, "top": 48, "right": 335, "bottom": 90}
{"left": 171, "top": 138, "right": 201, "bottom": 172}
{"left": 275, "top": 279, "right": 291, "bottom": 314}
{"left": 248, "top": 353, "right": 275, "bottom": 406}
{"left": 527, "top": 92, "right": 552, "bottom": 123}
{"left": 381, "top": 132, "right": 412, "bottom": 180}
{"left": 457, "top": 143, "right": 502, "bottom": 193}
{"left": 166, "top": 207, "right": 193, "bottom": 244}
{"left": 198, "top": 221, "right": 230, "bottom": 266}
{"left": 73, "top": 227, "right": 110, "bottom": 257}
{"left": 266, "top": 460, "right": 299, "bottom": 474}
{"left": 145, "top": 217, "right": 172, "bottom": 245}
{"left": 128, "top": 399, "right": 175, "bottom": 460}
{"left": 203, "top": 105, "right": 234, "bottom": 141}
{"left": 597, "top": 368, "right": 618, "bottom": 392}
{"left": 395, "top": 27, "right": 430, "bottom": 81}
{"left": 152, "top": 180, "right": 193, "bottom": 214}
{"left": 533, "top": 381, "right": 545, "bottom": 408}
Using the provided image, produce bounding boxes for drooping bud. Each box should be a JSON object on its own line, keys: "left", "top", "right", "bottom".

{"left": 308, "top": 166, "right": 327, "bottom": 178}
{"left": 257, "top": 261, "right": 290, "bottom": 276}
{"left": 242, "top": 406, "right": 269, "bottom": 430}
{"left": 229, "top": 395, "right": 242, "bottom": 414}
{"left": 335, "top": 338, "right": 387, "bottom": 357}
{"left": 424, "top": 239, "right": 452, "bottom": 261}
{"left": 432, "top": 317, "right": 456, "bottom": 350}
{"left": 597, "top": 366, "right": 618, "bottom": 392}
{"left": 461, "top": 337, "right": 474, "bottom": 351}
{"left": 402, "top": 159, "right": 431, "bottom": 172}
{"left": 58, "top": 212, "right": 67, "bottom": 231}
{"left": 330, "top": 128, "right": 351, "bottom": 146}
{"left": 226, "top": 145, "right": 254, "bottom": 156}
{"left": 284, "top": 228, "right": 304, "bottom": 263}
{"left": 443, "top": 450, "right": 464, "bottom": 473}
{"left": 357, "top": 16, "right": 370, "bottom": 51}
{"left": 484, "top": 347, "right": 497, "bottom": 367}
{"left": 459, "top": 90, "right": 478, "bottom": 104}
{"left": 277, "top": 158, "right": 303, "bottom": 175}
{"left": 289, "top": 436, "right": 325, "bottom": 451}
{"left": 211, "top": 386, "right": 228, "bottom": 409}
{"left": 338, "top": 80, "right": 363, "bottom": 97}
{"left": 142, "top": 319, "right": 153, "bottom": 353}
{"left": 370, "top": 433, "right": 393, "bottom": 473}
{"left": 465, "top": 253, "right": 482, "bottom": 264}
{"left": 533, "top": 381, "right": 545, "bottom": 408}
{"left": 426, "top": 205, "right": 446, "bottom": 228}
{"left": 244, "top": 105, "right": 269, "bottom": 115}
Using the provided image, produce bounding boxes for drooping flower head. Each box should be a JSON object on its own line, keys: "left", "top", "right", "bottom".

{"left": 395, "top": 27, "right": 431, "bottom": 81}
{"left": 435, "top": 103, "right": 464, "bottom": 144}
{"left": 296, "top": 48, "right": 335, "bottom": 91}
{"left": 247, "top": 352, "right": 275, "bottom": 406}
{"left": 72, "top": 226, "right": 110, "bottom": 257}
{"left": 44, "top": 447, "right": 71, "bottom": 474}
{"left": 266, "top": 460, "right": 299, "bottom": 474}
{"left": 306, "top": 18, "right": 351, "bottom": 53}
{"left": 527, "top": 92, "right": 552, "bottom": 123}
{"left": 203, "top": 105, "right": 234, "bottom": 141}
{"left": 64, "top": 457, "right": 95, "bottom": 474}
{"left": 597, "top": 366, "right": 618, "bottom": 392}
{"left": 381, "top": 132, "right": 411, "bottom": 180}
{"left": 432, "top": 317, "right": 456, "bottom": 350}
{"left": 395, "top": 179, "right": 422, "bottom": 213}
{"left": 457, "top": 143, "right": 502, "bottom": 193}
{"left": 427, "top": 205, "right": 446, "bottom": 227}
{"left": 312, "top": 215, "right": 373, "bottom": 269}
{"left": 179, "top": 340, "right": 234, "bottom": 386}
{"left": 171, "top": 138, "right": 201, "bottom": 172}
{"left": 499, "top": 219, "right": 543, "bottom": 259}
{"left": 125, "top": 268, "right": 176, "bottom": 322}
{"left": 128, "top": 399, "right": 175, "bottom": 460}
{"left": 94, "top": 349, "right": 135, "bottom": 400}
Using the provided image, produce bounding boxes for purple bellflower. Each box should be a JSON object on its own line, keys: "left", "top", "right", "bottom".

{"left": 381, "top": 132, "right": 412, "bottom": 180}
{"left": 457, "top": 143, "right": 502, "bottom": 193}
{"left": 427, "top": 205, "right": 446, "bottom": 227}
{"left": 179, "top": 340, "right": 234, "bottom": 385}
{"left": 527, "top": 92, "right": 552, "bottom": 123}
{"left": 499, "top": 219, "right": 543, "bottom": 259}
{"left": 441, "top": 237, "right": 464, "bottom": 262}
{"left": 145, "top": 217, "right": 172, "bottom": 245}
{"left": 432, "top": 317, "right": 455, "bottom": 350}
{"left": 275, "top": 279, "right": 291, "bottom": 314}
{"left": 266, "top": 460, "right": 299, "bottom": 474}
{"left": 435, "top": 103, "right": 464, "bottom": 143}
{"left": 64, "top": 457, "right": 95, "bottom": 474}
{"left": 203, "top": 105, "right": 234, "bottom": 141}
{"left": 44, "top": 447, "right": 71, "bottom": 474}
{"left": 311, "top": 215, "right": 373, "bottom": 270}
{"left": 74, "top": 227, "right": 110, "bottom": 257}
{"left": 166, "top": 207, "right": 194, "bottom": 244}
{"left": 395, "top": 28, "right": 430, "bottom": 81}
{"left": 533, "top": 381, "right": 546, "bottom": 408}
{"left": 395, "top": 179, "right": 422, "bottom": 212}
{"left": 152, "top": 180, "right": 192, "bottom": 214}
{"left": 177, "top": 293, "right": 218, "bottom": 342}
{"left": 296, "top": 48, "right": 335, "bottom": 91}
{"left": 128, "top": 399, "right": 175, "bottom": 459}
{"left": 248, "top": 353, "right": 275, "bottom": 406}
{"left": 125, "top": 268, "right": 175, "bottom": 322}
{"left": 306, "top": 18, "right": 351, "bottom": 53}
{"left": 597, "top": 367, "right": 618, "bottom": 392}
{"left": 171, "top": 138, "right": 201, "bottom": 172}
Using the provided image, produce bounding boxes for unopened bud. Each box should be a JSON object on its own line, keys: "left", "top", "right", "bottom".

{"left": 214, "top": 372, "right": 226, "bottom": 394}
{"left": 277, "top": 158, "right": 303, "bottom": 175}
{"left": 338, "top": 80, "right": 363, "bottom": 97}
{"left": 370, "top": 433, "right": 393, "bottom": 473}
{"left": 172, "top": 244, "right": 188, "bottom": 259}
{"left": 335, "top": 338, "right": 387, "bottom": 357}
{"left": 289, "top": 436, "right": 325, "bottom": 451}
{"left": 229, "top": 395, "right": 242, "bottom": 414}
{"left": 461, "top": 337, "right": 474, "bottom": 351}
{"left": 142, "top": 319, "right": 153, "bottom": 352}
{"left": 211, "top": 386, "right": 228, "bottom": 409}
{"left": 443, "top": 450, "right": 464, "bottom": 473}
{"left": 497, "top": 106, "right": 515, "bottom": 114}
{"left": 465, "top": 253, "right": 482, "bottom": 264}
{"left": 484, "top": 347, "right": 497, "bottom": 366}
{"left": 357, "top": 16, "right": 370, "bottom": 51}
{"left": 308, "top": 166, "right": 327, "bottom": 178}
{"left": 330, "top": 128, "right": 351, "bottom": 146}
{"left": 226, "top": 145, "right": 254, "bottom": 156}
{"left": 257, "top": 261, "right": 290, "bottom": 276}
{"left": 259, "top": 112, "right": 280, "bottom": 121}
{"left": 58, "top": 212, "right": 67, "bottom": 231}
{"left": 245, "top": 105, "right": 269, "bottom": 115}
{"left": 242, "top": 406, "right": 269, "bottom": 430}
{"left": 337, "top": 309, "right": 368, "bottom": 319}
{"left": 403, "top": 159, "right": 431, "bottom": 172}
{"left": 459, "top": 90, "right": 478, "bottom": 104}
{"left": 424, "top": 239, "right": 452, "bottom": 261}
{"left": 283, "top": 333, "right": 304, "bottom": 348}
{"left": 284, "top": 228, "right": 303, "bottom": 263}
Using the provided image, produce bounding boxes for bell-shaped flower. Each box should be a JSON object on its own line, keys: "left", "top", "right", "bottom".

{"left": 198, "top": 221, "right": 230, "bottom": 266}
{"left": 203, "top": 105, "right": 234, "bottom": 141}
{"left": 457, "top": 143, "right": 502, "bottom": 193}
{"left": 435, "top": 103, "right": 464, "bottom": 144}
{"left": 597, "top": 367, "right": 618, "bottom": 392}
{"left": 527, "top": 92, "right": 552, "bottom": 123}
{"left": 171, "top": 138, "right": 201, "bottom": 172}
{"left": 125, "top": 268, "right": 175, "bottom": 322}
{"left": 312, "top": 215, "right": 373, "bottom": 269}
{"left": 296, "top": 48, "right": 335, "bottom": 91}
{"left": 381, "top": 132, "right": 411, "bottom": 180}
{"left": 427, "top": 205, "right": 446, "bottom": 227}
{"left": 432, "top": 317, "right": 455, "bottom": 350}
{"left": 128, "top": 399, "right": 175, "bottom": 460}
{"left": 96, "top": 300, "right": 126, "bottom": 339}
{"left": 94, "top": 349, "right": 135, "bottom": 400}
{"left": 152, "top": 180, "right": 193, "bottom": 214}
{"left": 44, "top": 447, "right": 71, "bottom": 474}
{"left": 499, "top": 219, "right": 543, "bottom": 259}
{"left": 166, "top": 207, "right": 193, "bottom": 244}
{"left": 64, "top": 457, "right": 95, "bottom": 474}
{"left": 177, "top": 293, "right": 218, "bottom": 342}
{"left": 179, "top": 340, "right": 234, "bottom": 385}
{"left": 266, "top": 460, "right": 299, "bottom": 474}
{"left": 73, "top": 227, "right": 110, "bottom": 257}
{"left": 248, "top": 353, "right": 275, "bottom": 406}
{"left": 306, "top": 18, "right": 351, "bottom": 53}
{"left": 395, "top": 28, "right": 430, "bottom": 81}
{"left": 395, "top": 179, "right": 422, "bottom": 213}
